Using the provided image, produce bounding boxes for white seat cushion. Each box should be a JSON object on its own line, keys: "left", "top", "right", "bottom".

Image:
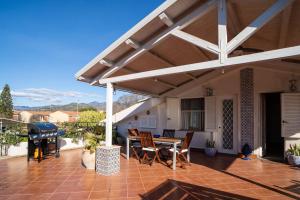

{"left": 131, "top": 143, "right": 142, "bottom": 148}
{"left": 169, "top": 148, "right": 188, "bottom": 153}
{"left": 142, "top": 147, "right": 159, "bottom": 151}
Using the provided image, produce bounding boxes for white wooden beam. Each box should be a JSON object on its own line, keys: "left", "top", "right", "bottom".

{"left": 90, "top": 0, "right": 217, "bottom": 84}
{"left": 171, "top": 30, "right": 220, "bottom": 55}
{"left": 125, "top": 38, "right": 141, "bottom": 49}
{"left": 185, "top": 73, "right": 197, "bottom": 80}
{"left": 105, "top": 82, "right": 113, "bottom": 146}
{"left": 253, "top": 63, "right": 300, "bottom": 76}
{"left": 113, "top": 84, "right": 158, "bottom": 97}
{"left": 122, "top": 66, "right": 177, "bottom": 88}
{"left": 163, "top": 66, "right": 246, "bottom": 97}
{"left": 159, "top": 12, "right": 174, "bottom": 27}
{"left": 227, "top": 2, "right": 242, "bottom": 36}
{"left": 147, "top": 51, "right": 197, "bottom": 80}
{"left": 227, "top": 0, "right": 294, "bottom": 54}
{"left": 99, "top": 45, "right": 300, "bottom": 84}
{"left": 75, "top": 0, "right": 178, "bottom": 78}
{"left": 100, "top": 58, "right": 114, "bottom": 67}
{"left": 218, "top": 0, "right": 227, "bottom": 63}
{"left": 278, "top": 4, "right": 292, "bottom": 48}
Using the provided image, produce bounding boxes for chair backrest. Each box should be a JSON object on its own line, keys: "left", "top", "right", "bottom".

{"left": 162, "top": 129, "right": 175, "bottom": 138}
{"left": 181, "top": 131, "right": 194, "bottom": 150}
{"left": 139, "top": 131, "right": 155, "bottom": 148}
{"left": 128, "top": 128, "right": 139, "bottom": 136}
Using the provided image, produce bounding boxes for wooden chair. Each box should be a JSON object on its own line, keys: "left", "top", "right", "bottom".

{"left": 140, "top": 131, "right": 161, "bottom": 166}
{"left": 169, "top": 131, "right": 194, "bottom": 168}
{"left": 162, "top": 129, "right": 175, "bottom": 138}
{"left": 159, "top": 129, "right": 176, "bottom": 159}
{"left": 128, "top": 129, "right": 142, "bottom": 163}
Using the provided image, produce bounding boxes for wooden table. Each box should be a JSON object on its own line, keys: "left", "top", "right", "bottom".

{"left": 126, "top": 136, "right": 187, "bottom": 170}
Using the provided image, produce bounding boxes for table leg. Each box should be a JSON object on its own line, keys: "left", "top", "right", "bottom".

{"left": 173, "top": 142, "right": 177, "bottom": 170}
{"left": 187, "top": 147, "right": 190, "bottom": 162}
{"left": 126, "top": 138, "right": 130, "bottom": 160}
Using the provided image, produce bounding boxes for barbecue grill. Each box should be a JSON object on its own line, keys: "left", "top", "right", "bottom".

{"left": 26, "top": 122, "right": 64, "bottom": 162}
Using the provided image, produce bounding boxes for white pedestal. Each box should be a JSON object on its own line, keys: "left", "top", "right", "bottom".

{"left": 95, "top": 146, "right": 121, "bottom": 176}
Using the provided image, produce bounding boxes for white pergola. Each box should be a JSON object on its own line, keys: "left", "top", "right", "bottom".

{"left": 76, "top": 0, "right": 300, "bottom": 146}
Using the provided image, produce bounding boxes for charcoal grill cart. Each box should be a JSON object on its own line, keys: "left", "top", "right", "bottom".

{"left": 26, "top": 122, "right": 64, "bottom": 162}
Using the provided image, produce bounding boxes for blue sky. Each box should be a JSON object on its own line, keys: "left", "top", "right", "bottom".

{"left": 0, "top": 0, "right": 163, "bottom": 106}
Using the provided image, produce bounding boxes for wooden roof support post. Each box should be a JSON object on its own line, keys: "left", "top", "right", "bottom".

{"left": 218, "top": 0, "right": 228, "bottom": 63}
{"left": 105, "top": 82, "right": 113, "bottom": 146}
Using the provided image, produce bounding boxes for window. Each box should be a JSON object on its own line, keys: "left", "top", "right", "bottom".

{"left": 181, "top": 98, "right": 205, "bottom": 131}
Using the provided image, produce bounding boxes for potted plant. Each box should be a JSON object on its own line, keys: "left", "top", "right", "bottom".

{"left": 205, "top": 139, "right": 217, "bottom": 157}
{"left": 287, "top": 144, "right": 300, "bottom": 166}
{"left": 82, "top": 130, "right": 105, "bottom": 170}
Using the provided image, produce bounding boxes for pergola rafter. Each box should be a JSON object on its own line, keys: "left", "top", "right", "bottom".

{"left": 90, "top": 0, "right": 217, "bottom": 85}
{"left": 99, "top": 0, "right": 299, "bottom": 147}
{"left": 226, "top": 0, "right": 294, "bottom": 54}
{"left": 99, "top": 45, "right": 300, "bottom": 84}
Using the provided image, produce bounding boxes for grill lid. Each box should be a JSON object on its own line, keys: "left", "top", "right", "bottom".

{"left": 28, "top": 122, "right": 58, "bottom": 134}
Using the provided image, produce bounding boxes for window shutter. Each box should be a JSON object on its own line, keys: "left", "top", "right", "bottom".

{"left": 205, "top": 96, "right": 216, "bottom": 132}
{"left": 166, "top": 98, "right": 180, "bottom": 130}
{"left": 281, "top": 93, "right": 300, "bottom": 138}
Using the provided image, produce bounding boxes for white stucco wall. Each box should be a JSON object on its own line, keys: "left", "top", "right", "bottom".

{"left": 115, "top": 65, "right": 300, "bottom": 155}
{"left": 176, "top": 65, "right": 300, "bottom": 156}
{"left": 4, "top": 138, "right": 84, "bottom": 157}
{"left": 49, "top": 111, "right": 69, "bottom": 123}
{"left": 19, "top": 111, "right": 33, "bottom": 123}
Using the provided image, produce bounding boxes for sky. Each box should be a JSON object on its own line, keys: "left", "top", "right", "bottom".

{"left": 0, "top": 0, "right": 164, "bottom": 106}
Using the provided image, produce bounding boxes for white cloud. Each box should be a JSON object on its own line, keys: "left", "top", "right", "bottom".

{"left": 10, "top": 88, "right": 102, "bottom": 104}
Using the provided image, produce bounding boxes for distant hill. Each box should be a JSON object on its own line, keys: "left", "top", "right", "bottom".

{"left": 14, "top": 94, "right": 147, "bottom": 114}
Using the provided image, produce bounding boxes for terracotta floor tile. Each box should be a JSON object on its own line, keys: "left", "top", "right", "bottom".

{"left": 0, "top": 149, "right": 299, "bottom": 200}
{"left": 49, "top": 192, "right": 70, "bottom": 200}
{"left": 67, "top": 191, "right": 90, "bottom": 200}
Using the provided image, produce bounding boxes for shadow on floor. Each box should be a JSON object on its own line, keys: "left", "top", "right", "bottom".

{"left": 222, "top": 171, "right": 299, "bottom": 199}
{"left": 275, "top": 180, "right": 300, "bottom": 195}
{"left": 190, "top": 151, "right": 237, "bottom": 171}
{"left": 140, "top": 179, "right": 256, "bottom": 200}
{"left": 190, "top": 152, "right": 299, "bottom": 199}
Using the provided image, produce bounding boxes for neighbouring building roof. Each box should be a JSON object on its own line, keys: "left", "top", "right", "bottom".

{"left": 19, "top": 111, "right": 51, "bottom": 116}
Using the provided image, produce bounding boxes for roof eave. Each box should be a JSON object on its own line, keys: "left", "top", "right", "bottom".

{"left": 75, "top": 0, "right": 178, "bottom": 79}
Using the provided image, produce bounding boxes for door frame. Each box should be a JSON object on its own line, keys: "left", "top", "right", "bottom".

{"left": 216, "top": 95, "right": 238, "bottom": 154}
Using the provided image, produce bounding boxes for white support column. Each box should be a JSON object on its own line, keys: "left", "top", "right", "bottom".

{"left": 218, "top": 0, "right": 227, "bottom": 63}
{"left": 105, "top": 82, "right": 113, "bottom": 146}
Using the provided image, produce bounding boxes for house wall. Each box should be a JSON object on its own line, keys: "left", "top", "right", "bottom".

{"left": 116, "top": 105, "right": 164, "bottom": 138}
{"left": 174, "top": 65, "right": 300, "bottom": 156}
{"left": 19, "top": 111, "right": 33, "bottom": 123}
{"left": 49, "top": 111, "right": 69, "bottom": 123}
{"left": 115, "top": 66, "right": 300, "bottom": 155}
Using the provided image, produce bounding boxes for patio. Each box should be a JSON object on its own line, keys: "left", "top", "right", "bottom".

{"left": 0, "top": 149, "right": 299, "bottom": 200}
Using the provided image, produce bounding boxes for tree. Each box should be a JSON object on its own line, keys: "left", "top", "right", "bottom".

{"left": 79, "top": 107, "right": 97, "bottom": 112}
{"left": 78, "top": 110, "right": 105, "bottom": 126}
{"left": 0, "top": 84, "right": 13, "bottom": 119}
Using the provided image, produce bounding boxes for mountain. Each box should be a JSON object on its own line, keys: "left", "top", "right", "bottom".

{"left": 14, "top": 94, "right": 147, "bottom": 113}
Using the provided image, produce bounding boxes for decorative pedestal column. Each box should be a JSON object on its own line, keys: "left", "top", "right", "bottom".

{"left": 95, "top": 146, "right": 121, "bottom": 176}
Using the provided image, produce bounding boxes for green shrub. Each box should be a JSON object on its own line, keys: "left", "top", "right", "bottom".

{"left": 288, "top": 144, "right": 300, "bottom": 156}
{"left": 206, "top": 139, "right": 216, "bottom": 148}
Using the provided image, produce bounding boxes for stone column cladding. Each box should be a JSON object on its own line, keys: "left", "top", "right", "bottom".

{"left": 96, "top": 146, "right": 121, "bottom": 176}
{"left": 240, "top": 68, "right": 254, "bottom": 149}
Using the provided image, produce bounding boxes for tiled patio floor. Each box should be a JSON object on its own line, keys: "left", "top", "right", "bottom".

{"left": 0, "top": 149, "right": 299, "bottom": 200}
